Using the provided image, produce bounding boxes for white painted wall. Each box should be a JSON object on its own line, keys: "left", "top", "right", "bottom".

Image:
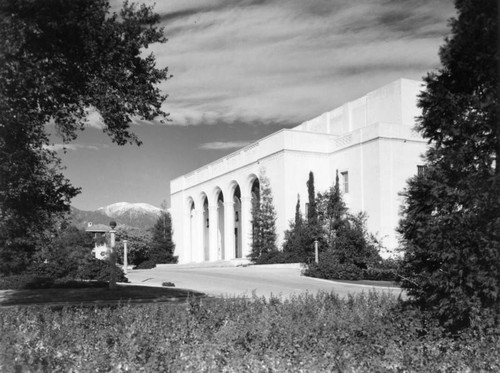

{"left": 171, "top": 79, "right": 428, "bottom": 263}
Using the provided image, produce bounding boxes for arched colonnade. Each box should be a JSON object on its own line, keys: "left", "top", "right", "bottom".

{"left": 185, "top": 174, "right": 261, "bottom": 262}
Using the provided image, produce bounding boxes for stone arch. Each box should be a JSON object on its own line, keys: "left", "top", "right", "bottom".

{"left": 249, "top": 176, "right": 261, "bottom": 249}
{"left": 245, "top": 173, "right": 259, "bottom": 199}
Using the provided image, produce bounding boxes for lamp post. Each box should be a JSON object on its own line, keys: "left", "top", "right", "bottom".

{"left": 109, "top": 221, "right": 117, "bottom": 290}
{"left": 123, "top": 239, "right": 128, "bottom": 275}
{"left": 314, "top": 239, "right": 319, "bottom": 264}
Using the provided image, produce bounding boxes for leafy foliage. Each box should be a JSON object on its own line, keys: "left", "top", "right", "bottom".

{"left": 398, "top": 0, "right": 499, "bottom": 331}
{"left": 279, "top": 171, "right": 383, "bottom": 278}
{"left": 317, "top": 170, "right": 348, "bottom": 248}
{"left": 0, "top": 0, "right": 170, "bottom": 274}
{"left": 115, "top": 226, "right": 152, "bottom": 266}
{"left": 305, "top": 213, "right": 383, "bottom": 280}
{"left": 20, "top": 225, "right": 129, "bottom": 283}
{"left": 29, "top": 225, "right": 95, "bottom": 279}
{"left": 249, "top": 169, "right": 278, "bottom": 263}
{"left": 0, "top": 292, "right": 498, "bottom": 372}
{"left": 133, "top": 260, "right": 157, "bottom": 270}
{"left": 305, "top": 251, "right": 364, "bottom": 280}
{"left": 281, "top": 195, "right": 314, "bottom": 262}
{"left": 149, "top": 211, "right": 177, "bottom": 264}
{"left": 77, "top": 257, "right": 128, "bottom": 282}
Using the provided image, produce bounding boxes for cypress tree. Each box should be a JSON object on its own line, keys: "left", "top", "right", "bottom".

{"left": 307, "top": 171, "right": 317, "bottom": 225}
{"left": 295, "top": 194, "right": 303, "bottom": 228}
{"left": 326, "top": 170, "right": 347, "bottom": 246}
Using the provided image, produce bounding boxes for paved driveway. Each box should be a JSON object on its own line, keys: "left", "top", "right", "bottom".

{"left": 125, "top": 263, "right": 403, "bottom": 299}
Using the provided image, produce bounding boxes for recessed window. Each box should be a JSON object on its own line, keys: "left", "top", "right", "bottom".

{"left": 341, "top": 171, "right": 349, "bottom": 193}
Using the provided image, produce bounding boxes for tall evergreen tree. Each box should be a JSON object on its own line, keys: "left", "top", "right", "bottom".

{"left": 282, "top": 194, "right": 309, "bottom": 261}
{"left": 294, "top": 194, "right": 303, "bottom": 228}
{"left": 306, "top": 171, "right": 317, "bottom": 225}
{"left": 325, "top": 170, "right": 347, "bottom": 246}
{"left": 249, "top": 169, "right": 278, "bottom": 262}
{"left": 399, "top": 0, "right": 499, "bottom": 330}
{"left": 149, "top": 210, "right": 177, "bottom": 264}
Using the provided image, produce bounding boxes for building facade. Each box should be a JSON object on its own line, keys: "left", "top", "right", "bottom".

{"left": 170, "top": 79, "right": 428, "bottom": 264}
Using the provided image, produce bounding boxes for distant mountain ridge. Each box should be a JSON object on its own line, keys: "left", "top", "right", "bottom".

{"left": 70, "top": 202, "right": 162, "bottom": 230}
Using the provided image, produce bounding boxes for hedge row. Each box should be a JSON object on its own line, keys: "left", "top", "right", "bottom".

{"left": 305, "top": 261, "right": 400, "bottom": 282}
{"left": 0, "top": 258, "right": 127, "bottom": 290}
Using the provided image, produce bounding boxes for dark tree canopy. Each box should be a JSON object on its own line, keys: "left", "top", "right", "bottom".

{"left": 0, "top": 0, "right": 170, "bottom": 274}
{"left": 398, "top": 0, "right": 499, "bottom": 330}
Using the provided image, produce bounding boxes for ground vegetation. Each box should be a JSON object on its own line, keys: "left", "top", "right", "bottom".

{"left": 0, "top": 292, "right": 498, "bottom": 372}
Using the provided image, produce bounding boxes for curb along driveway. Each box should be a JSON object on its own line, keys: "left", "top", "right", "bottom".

{"left": 126, "top": 263, "right": 404, "bottom": 300}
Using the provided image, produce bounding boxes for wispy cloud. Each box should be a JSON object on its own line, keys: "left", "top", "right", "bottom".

{"left": 199, "top": 141, "right": 251, "bottom": 150}
{"left": 44, "top": 143, "right": 102, "bottom": 152}
{"left": 119, "top": 0, "right": 454, "bottom": 126}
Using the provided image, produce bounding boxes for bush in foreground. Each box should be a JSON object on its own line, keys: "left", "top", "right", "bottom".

{"left": 0, "top": 257, "right": 128, "bottom": 290}
{"left": 304, "top": 251, "right": 399, "bottom": 282}
{"left": 77, "top": 258, "right": 128, "bottom": 283}
{"left": 133, "top": 260, "right": 156, "bottom": 270}
{"left": 0, "top": 292, "right": 498, "bottom": 372}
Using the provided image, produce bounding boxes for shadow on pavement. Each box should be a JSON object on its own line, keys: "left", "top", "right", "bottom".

{"left": 0, "top": 284, "right": 206, "bottom": 308}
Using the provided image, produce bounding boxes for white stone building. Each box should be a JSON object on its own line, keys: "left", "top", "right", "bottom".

{"left": 170, "top": 79, "right": 428, "bottom": 264}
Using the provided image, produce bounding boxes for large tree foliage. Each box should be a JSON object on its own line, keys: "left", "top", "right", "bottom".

{"left": 249, "top": 169, "right": 278, "bottom": 263}
{"left": 398, "top": 0, "right": 499, "bottom": 330}
{"left": 0, "top": 0, "right": 170, "bottom": 274}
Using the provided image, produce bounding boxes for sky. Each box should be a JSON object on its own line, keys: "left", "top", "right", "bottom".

{"left": 52, "top": 0, "right": 456, "bottom": 211}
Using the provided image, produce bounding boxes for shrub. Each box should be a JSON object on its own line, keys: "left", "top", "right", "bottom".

{"left": 1, "top": 292, "right": 498, "bottom": 372}
{"left": 0, "top": 275, "right": 109, "bottom": 290}
{"left": 0, "top": 274, "right": 54, "bottom": 290}
{"left": 77, "top": 258, "right": 128, "bottom": 283}
{"left": 162, "top": 281, "right": 175, "bottom": 287}
{"left": 305, "top": 257, "right": 363, "bottom": 280}
{"left": 133, "top": 260, "right": 156, "bottom": 270}
{"left": 362, "top": 267, "right": 398, "bottom": 281}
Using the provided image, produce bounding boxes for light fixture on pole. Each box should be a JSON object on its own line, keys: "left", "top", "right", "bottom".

{"left": 123, "top": 239, "right": 128, "bottom": 275}
{"left": 109, "top": 221, "right": 117, "bottom": 290}
{"left": 314, "top": 239, "right": 319, "bottom": 264}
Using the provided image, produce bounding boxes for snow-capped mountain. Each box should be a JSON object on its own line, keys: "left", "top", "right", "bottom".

{"left": 70, "top": 202, "right": 163, "bottom": 230}
{"left": 97, "top": 202, "right": 162, "bottom": 218}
